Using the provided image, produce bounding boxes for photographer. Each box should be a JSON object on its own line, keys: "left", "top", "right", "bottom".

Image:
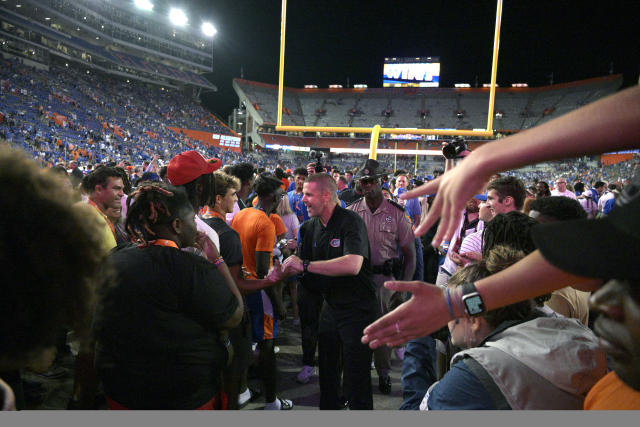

{"left": 278, "top": 173, "right": 377, "bottom": 409}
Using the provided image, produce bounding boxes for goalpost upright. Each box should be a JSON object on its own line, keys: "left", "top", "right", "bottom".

{"left": 275, "top": 0, "right": 504, "bottom": 160}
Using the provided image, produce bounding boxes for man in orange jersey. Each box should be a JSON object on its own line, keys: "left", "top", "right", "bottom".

{"left": 231, "top": 173, "right": 292, "bottom": 410}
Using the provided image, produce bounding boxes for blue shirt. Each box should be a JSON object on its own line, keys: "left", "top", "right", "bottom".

{"left": 288, "top": 189, "right": 309, "bottom": 223}
{"left": 427, "top": 360, "right": 496, "bottom": 410}
{"left": 404, "top": 198, "right": 421, "bottom": 222}
{"left": 603, "top": 197, "right": 616, "bottom": 215}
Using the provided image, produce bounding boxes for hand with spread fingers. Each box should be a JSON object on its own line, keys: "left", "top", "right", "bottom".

{"left": 399, "top": 163, "right": 489, "bottom": 247}
{"left": 398, "top": 85, "right": 640, "bottom": 248}
{"left": 361, "top": 280, "right": 450, "bottom": 349}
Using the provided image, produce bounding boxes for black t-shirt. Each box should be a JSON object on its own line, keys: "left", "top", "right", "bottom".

{"left": 202, "top": 216, "right": 243, "bottom": 267}
{"left": 298, "top": 205, "right": 377, "bottom": 322}
{"left": 94, "top": 244, "right": 239, "bottom": 409}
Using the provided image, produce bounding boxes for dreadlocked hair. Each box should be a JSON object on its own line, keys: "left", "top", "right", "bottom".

{"left": 125, "top": 182, "right": 192, "bottom": 244}
{"left": 181, "top": 173, "right": 214, "bottom": 210}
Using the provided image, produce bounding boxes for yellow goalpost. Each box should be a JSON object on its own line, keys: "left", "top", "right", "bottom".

{"left": 274, "top": 0, "right": 504, "bottom": 160}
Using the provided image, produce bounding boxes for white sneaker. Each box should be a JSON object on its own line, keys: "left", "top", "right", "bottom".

{"left": 264, "top": 397, "right": 293, "bottom": 410}
{"left": 274, "top": 346, "right": 280, "bottom": 354}
{"left": 238, "top": 388, "right": 252, "bottom": 407}
{"left": 296, "top": 365, "right": 315, "bottom": 384}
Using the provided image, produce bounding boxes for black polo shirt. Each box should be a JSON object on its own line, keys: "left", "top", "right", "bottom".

{"left": 298, "top": 205, "right": 377, "bottom": 322}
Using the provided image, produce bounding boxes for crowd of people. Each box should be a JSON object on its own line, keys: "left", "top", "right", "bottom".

{"left": 1, "top": 55, "right": 640, "bottom": 411}
{"left": 0, "top": 56, "right": 236, "bottom": 168}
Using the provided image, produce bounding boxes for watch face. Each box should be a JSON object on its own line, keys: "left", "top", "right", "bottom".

{"left": 464, "top": 294, "right": 484, "bottom": 316}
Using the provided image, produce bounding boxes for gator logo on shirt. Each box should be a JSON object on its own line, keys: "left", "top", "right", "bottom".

{"left": 330, "top": 238, "right": 341, "bottom": 248}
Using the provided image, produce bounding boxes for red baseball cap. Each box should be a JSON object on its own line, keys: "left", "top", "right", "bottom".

{"left": 167, "top": 151, "right": 221, "bottom": 186}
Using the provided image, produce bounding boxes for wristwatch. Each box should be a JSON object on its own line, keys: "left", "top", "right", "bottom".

{"left": 461, "top": 282, "right": 485, "bottom": 316}
{"left": 302, "top": 259, "right": 311, "bottom": 275}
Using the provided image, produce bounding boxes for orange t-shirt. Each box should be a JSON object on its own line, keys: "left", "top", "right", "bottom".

{"left": 270, "top": 213, "right": 287, "bottom": 237}
{"left": 231, "top": 208, "right": 276, "bottom": 280}
{"left": 584, "top": 371, "right": 640, "bottom": 410}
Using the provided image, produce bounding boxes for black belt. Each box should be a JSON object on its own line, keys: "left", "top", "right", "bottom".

{"left": 371, "top": 265, "right": 388, "bottom": 275}
{"left": 371, "top": 259, "right": 397, "bottom": 275}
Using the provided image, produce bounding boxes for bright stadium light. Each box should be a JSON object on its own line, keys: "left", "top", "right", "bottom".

{"left": 169, "top": 8, "right": 188, "bottom": 26}
{"left": 134, "top": 0, "right": 154, "bottom": 11}
{"left": 201, "top": 22, "right": 217, "bottom": 37}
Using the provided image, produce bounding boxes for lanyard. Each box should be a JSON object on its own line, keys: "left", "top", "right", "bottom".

{"left": 87, "top": 199, "right": 116, "bottom": 238}
{"left": 150, "top": 239, "right": 179, "bottom": 249}
{"left": 200, "top": 206, "right": 225, "bottom": 220}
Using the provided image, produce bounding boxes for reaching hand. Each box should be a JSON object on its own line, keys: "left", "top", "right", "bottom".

{"left": 194, "top": 231, "right": 219, "bottom": 262}
{"left": 266, "top": 259, "right": 286, "bottom": 283}
{"left": 449, "top": 250, "right": 482, "bottom": 267}
{"left": 459, "top": 251, "right": 482, "bottom": 264}
{"left": 282, "top": 255, "right": 304, "bottom": 275}
{"left": 362, "top": 280, "right": 450, "bottom": 349}
{"left": 399, "top": 161, "right": 490, "bottom": 247}
{"left": 307, "top": 162, "right": 317, "bottom": 176}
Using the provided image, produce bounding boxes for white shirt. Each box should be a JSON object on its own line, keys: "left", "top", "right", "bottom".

{"left": 597, "top": 191, "right": 615, "bottom": 212}
{"left": 550, "top": 189, "right": 577, "bottom": 200}
{"left": 195, "top": 215, "right": 220, "bottom": 251}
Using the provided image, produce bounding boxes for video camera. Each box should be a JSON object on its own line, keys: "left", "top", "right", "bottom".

{"left": 309, "top": 150, "right": 325, "bottom": 173}
{"left": 442, "top": 136, "right": 469, "bottom": 160}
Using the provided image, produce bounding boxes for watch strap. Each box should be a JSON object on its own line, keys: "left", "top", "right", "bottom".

{"left": 461, "top": 281, "right": 478, "bottom": 296}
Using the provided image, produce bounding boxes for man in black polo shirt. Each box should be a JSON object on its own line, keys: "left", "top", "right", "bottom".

{"left": 280, "top": 173, "right": 377, "bottom": 410}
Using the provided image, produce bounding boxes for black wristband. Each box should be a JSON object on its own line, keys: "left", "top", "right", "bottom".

{"left": 303, "top": 259, "right": 311, "bottom": 275}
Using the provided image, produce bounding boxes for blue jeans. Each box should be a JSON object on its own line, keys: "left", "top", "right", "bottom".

{"left": 399, "top": 335, "right": 437, "bottom": 410}
{"left": 412, "top": 238, "right": 424, "bottom": 282}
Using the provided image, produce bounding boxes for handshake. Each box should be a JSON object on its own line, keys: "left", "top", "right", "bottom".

{"left": 266, "top": 255, "right": 305, "bottom": 283}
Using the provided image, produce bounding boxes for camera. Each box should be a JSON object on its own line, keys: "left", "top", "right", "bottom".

{"left": 309, "top": 150, "right": 324, "bottom": 173}
{"left": 442, "top": 136, "right": 468, "bottom": 160}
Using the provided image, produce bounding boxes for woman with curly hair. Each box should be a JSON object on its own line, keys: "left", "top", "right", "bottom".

{"left": 0, "top": 147, "right": 106, "bottom": 410}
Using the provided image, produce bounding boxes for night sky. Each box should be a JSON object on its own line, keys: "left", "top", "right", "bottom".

{"left": 189, "top": 0, "right": 639, "bottom": 118}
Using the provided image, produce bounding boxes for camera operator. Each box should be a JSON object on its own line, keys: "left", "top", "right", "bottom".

{"left": 347, "top": 159, "right": 416, "bottom": 394}
{"left": 277, "top": 173, "right": 377, "bottom": 409}
{"left": 307, "top": 150, "right": 327, "bottom": 175}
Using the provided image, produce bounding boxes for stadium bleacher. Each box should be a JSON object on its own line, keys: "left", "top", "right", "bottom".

{"left": 0, "top": 56, "right": 236, "bottom": 166}
{"left": 234, "top": 75, "right": 623, "bottom": 132}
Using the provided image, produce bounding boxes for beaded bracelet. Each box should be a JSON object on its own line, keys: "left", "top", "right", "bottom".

{"left": 213, "top": 256, "right": 225, "bottom": 267}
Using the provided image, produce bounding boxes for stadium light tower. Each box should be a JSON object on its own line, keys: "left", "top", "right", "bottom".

{"left": 169, "top": 8, "right": 188, "bottom": 26}
{"left": 202, "top": 22, "right": 217, "bottom": 72}
{"left": 134, "top": 0, "right": 154, "bottom": 11}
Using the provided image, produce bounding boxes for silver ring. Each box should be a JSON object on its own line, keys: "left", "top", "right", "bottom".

{"left": 395, "top": 321, "right": 401, "bottom": 334}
